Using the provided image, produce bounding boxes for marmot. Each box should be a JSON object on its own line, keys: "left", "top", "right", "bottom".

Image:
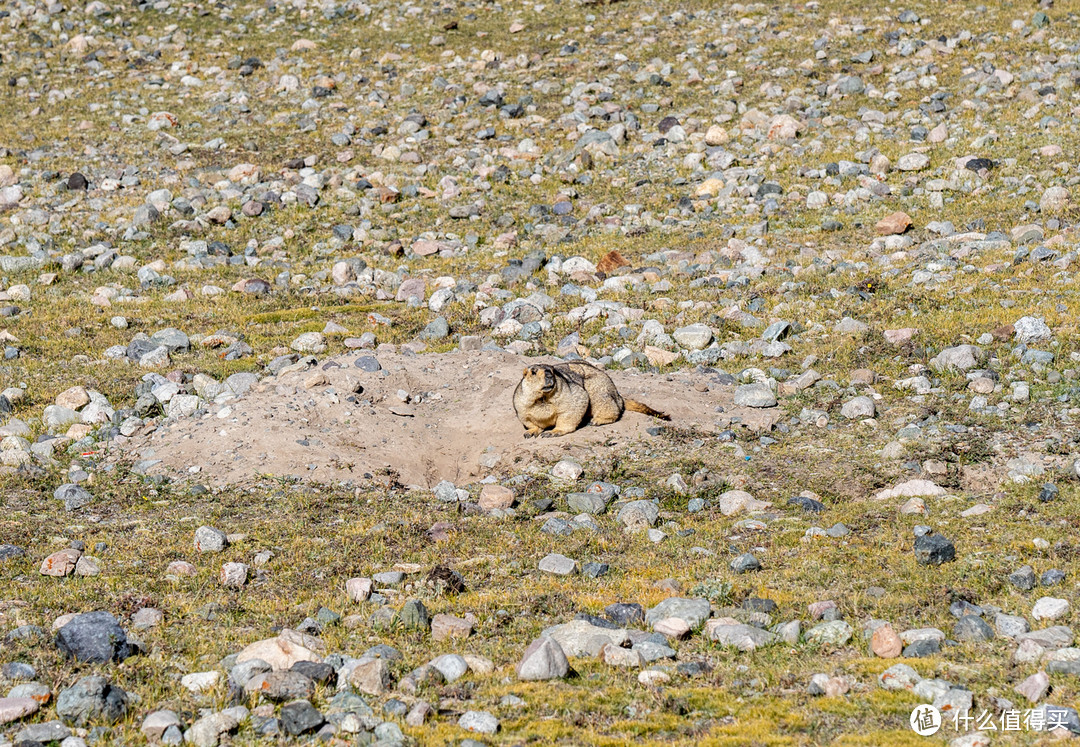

{"left": 512, "top": 361, "right": 670, "bottom": 438}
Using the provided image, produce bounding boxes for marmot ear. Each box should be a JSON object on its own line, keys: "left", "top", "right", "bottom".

{"left": 523, "top": 367, "right": 530, "bottom": 377}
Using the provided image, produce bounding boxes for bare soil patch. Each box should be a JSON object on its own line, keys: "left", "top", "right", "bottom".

{"left": 127, "top": 350, "right": 781, "bottom": 488}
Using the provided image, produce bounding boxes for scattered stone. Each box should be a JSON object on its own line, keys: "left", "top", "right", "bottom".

{"left": 516, "top": 636, "right": 569, "bottom": 681}
{"left": 55, "top": 611, "right": 131, "bottom": 663}
{"left": 56, "top": 675, "right": 128, "bottom": 726}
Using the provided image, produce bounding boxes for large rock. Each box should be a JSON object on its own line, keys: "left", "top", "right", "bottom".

{"left": 705, "top": 621, "right": 776, "bottom": 651}
{"left": 516, "top": 636, "right": 569, "bottom": 680}
{"left": 236, "top": 629, "right": 324, "bottom": 671}
{"left": 290, "top": 332, "right": 326, "bottom": 354}
{"left": 0, "top": 697, "right": 39, "bottom": 725}
{"left": 149, "top": 327, "right": 190, "bottom": 352}
{"left": 194, "top": 525, "right": 229, "bottom": 552}
{"left": 141, "top": 709, "right": 182, "bottom": 740}
{"left": 1014, "top": 316, "right": 1052, "bottom": 344}
{"left": 279, "top": 699, "right": 324, "bottom": 736}
{"left": 616, "top": 500, "right": 658, "bottom": 529}
{"left": 1040, "top": 186, "right": 1070, "bottom": 213}
{"left": 185, "top": 709, "right": 243, "bottom": 747}
{"left": 645, "top": 597, "right": 711, "bottom": 630}
{"left": 953, "top": 615, "right": 994, "bottom": 643}
{"left": 1033, "top": 597, "right": 1070, "bottom": 621}
{"left": 875, "top": 211, "right": 912, "bottom": 235}
{"left": 806, "top": 620, "right": 853, "bottom": 646}
{"left": 914, "top": 532, "right": 955, "bottom": 565}
{"left": 55, "top": 611, "right": 131, "bottom": 663}
{"left": 430, "top": 654, "right": 469, "bottom": 683}
{"left": 840, "top": 396, "right": 875, "bottom": 420}
{"left": 672, "top": 323, "right": 713, "bottom": 350}
{"left": 458, "top": 710, "right": 499, "bottom": 735}
{"left": 733, "top": 383, "right": 776, "bottom": 408}
{"left": 542, "top": 620, "right": 628, "bottom": 657}
{"left": 929, "top": 345, "right": 983, "bottom": 372}
{"left": 56, "top": 675, "right": 128, "bottom": 726}
{"left": 53, "top": 483, "right": 94, "bottom": 511}
{"left": 348, "top": 658, "right": 392, "bottom": 696}
{"left": 872, "top": 480, "right": 946, "bottom": 501}
{"left": 431, "top": 614, "right": 473, "bottom": 642}
{"left": 715, "top": 490, "right": 771, "bottom": 516}
{"left": 40, "top": 548, "right": 81, "bottom": 576}
{"left": 896, "top": 152, "right": 930, "bottom": 171}
{"left": 539, "top": 553, "right": 578, "bottom": 575}
{"left": 244, "top": 671, "right": 314, "bottom": 701}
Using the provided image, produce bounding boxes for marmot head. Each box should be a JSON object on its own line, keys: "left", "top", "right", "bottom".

{"left": 522, "top": 365, "right": 555, "bottom": 392}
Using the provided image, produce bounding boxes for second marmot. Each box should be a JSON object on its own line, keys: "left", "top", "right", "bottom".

{"left": 512, "top": 361, "right": 670, "bottom": 438}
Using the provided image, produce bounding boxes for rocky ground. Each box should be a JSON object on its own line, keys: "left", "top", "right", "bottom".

{"left": 3, "top": 0, "right": 1080, "bottom": 743}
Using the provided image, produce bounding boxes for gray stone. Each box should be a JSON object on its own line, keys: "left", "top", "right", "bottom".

{"left": 914, "top": 532, "right": 955, "bottom": 565}
{"left": 458, "top": 710, "right": 499, "bottom": 735}
{"left": 55, "top": 611, "right": 131, "bottom": 663}
{"left": 194, "top": 525, "right": 229, "bottom": 552}
{"left": 840, "top": 396, "right": 875, "bottom": 419}
{"left": 419, "top": 317, "right": 450, "bottom": 340}
{"left": 733, "top": 383, "right": 776, "bottom": 408}
{"left": 953, "top": 615, "right": 994, "bottom": 642}
{"left": 706, "top": 622, "right": 776, "bottom": 651}
{"left": 806, "top": 620, "right": 853, "bottom": 646}
{"left": 879, "top": 663, "right": 921, "bottom": 690}
{"left": 567, "top": 492, "right": 609, "bottom": 515}
{"left": 1010, "top": 565, "right": 1036, "bottom": 590}
{"left": 15, "top": 721, "right": 72, "bottom": 744}
{"left": 762, "top": 321, "right": 791, "bottom": 343}
{"left": 230, "top": 658, "right": 272, "bottom": 687}
{"left": 184, "top": 710, "right": 242, "bottom": 747}
{"left": 1015, "top": 316, "right": 1052, "bottom": 344}
{"left": 429, "top": 654, "right": 468, "bottom": 683}
{"left": 539, "top": 553, "right": 578, "bottom": 575}
{"left": 995, "top": 613, "right": 1031, "bottom": 639}
{"left": 730, "top": 553, "right": 761, "bottom": 573}
{"left": 542, "top": 620, "right": 628, "bottom": 657}
{"left": 616, "top": 500, "right": 659, "bottom": 529}
{"left": 54, "top": 483, "right": 93, "bottom": 511}
{"left": 149, "top": 327, "right": 190, "bottom": 352}
{"left": 672, "top": 323, "right": 713, "bottom": 350}
{"left": 516, "top": 636, "right": 569, "bottom": 681}
{"left": 929, "top": 345, "right": 983, "bottom": 372}
{"left": 141, "top": 710, "right": 182, "bottom": 740}
{"left": 279, "top": 700, "right": 324, "bottom": 736}
{"left": 246, "top": 671, "right": 315, "bottom": 701}
{"left": 2, "top": 662, "right": 36, "bottom": 680}
{"left": 400, "top": 599, "right": 430, "bottom": 630}
{"left": 645, "top": 598, "right": 711, "bottom": 629}
{"left": 56, "top": 675, "right": 128, "bottom": 726}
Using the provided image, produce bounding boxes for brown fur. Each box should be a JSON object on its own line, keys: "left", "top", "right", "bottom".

{"left": 512, "top": 361, "right": 669, "bottom": 438}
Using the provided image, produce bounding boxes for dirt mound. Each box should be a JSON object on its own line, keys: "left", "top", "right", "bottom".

{"left": 127, "top": 350, "right": 781, "bottom": 489}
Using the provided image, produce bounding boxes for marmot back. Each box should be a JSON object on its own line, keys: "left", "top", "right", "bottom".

{"left": 512, "top": 361, "right": 669, "bottom": 438}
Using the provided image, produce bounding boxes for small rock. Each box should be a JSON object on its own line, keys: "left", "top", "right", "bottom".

{"left": 458, "top": 710, "right": 499, "bottom": 735}
{"left": 914, "top": 532, "right": 955, "bottom": 565}
{"left": 875, "top": 212, "right": 912, "bottom": 235}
